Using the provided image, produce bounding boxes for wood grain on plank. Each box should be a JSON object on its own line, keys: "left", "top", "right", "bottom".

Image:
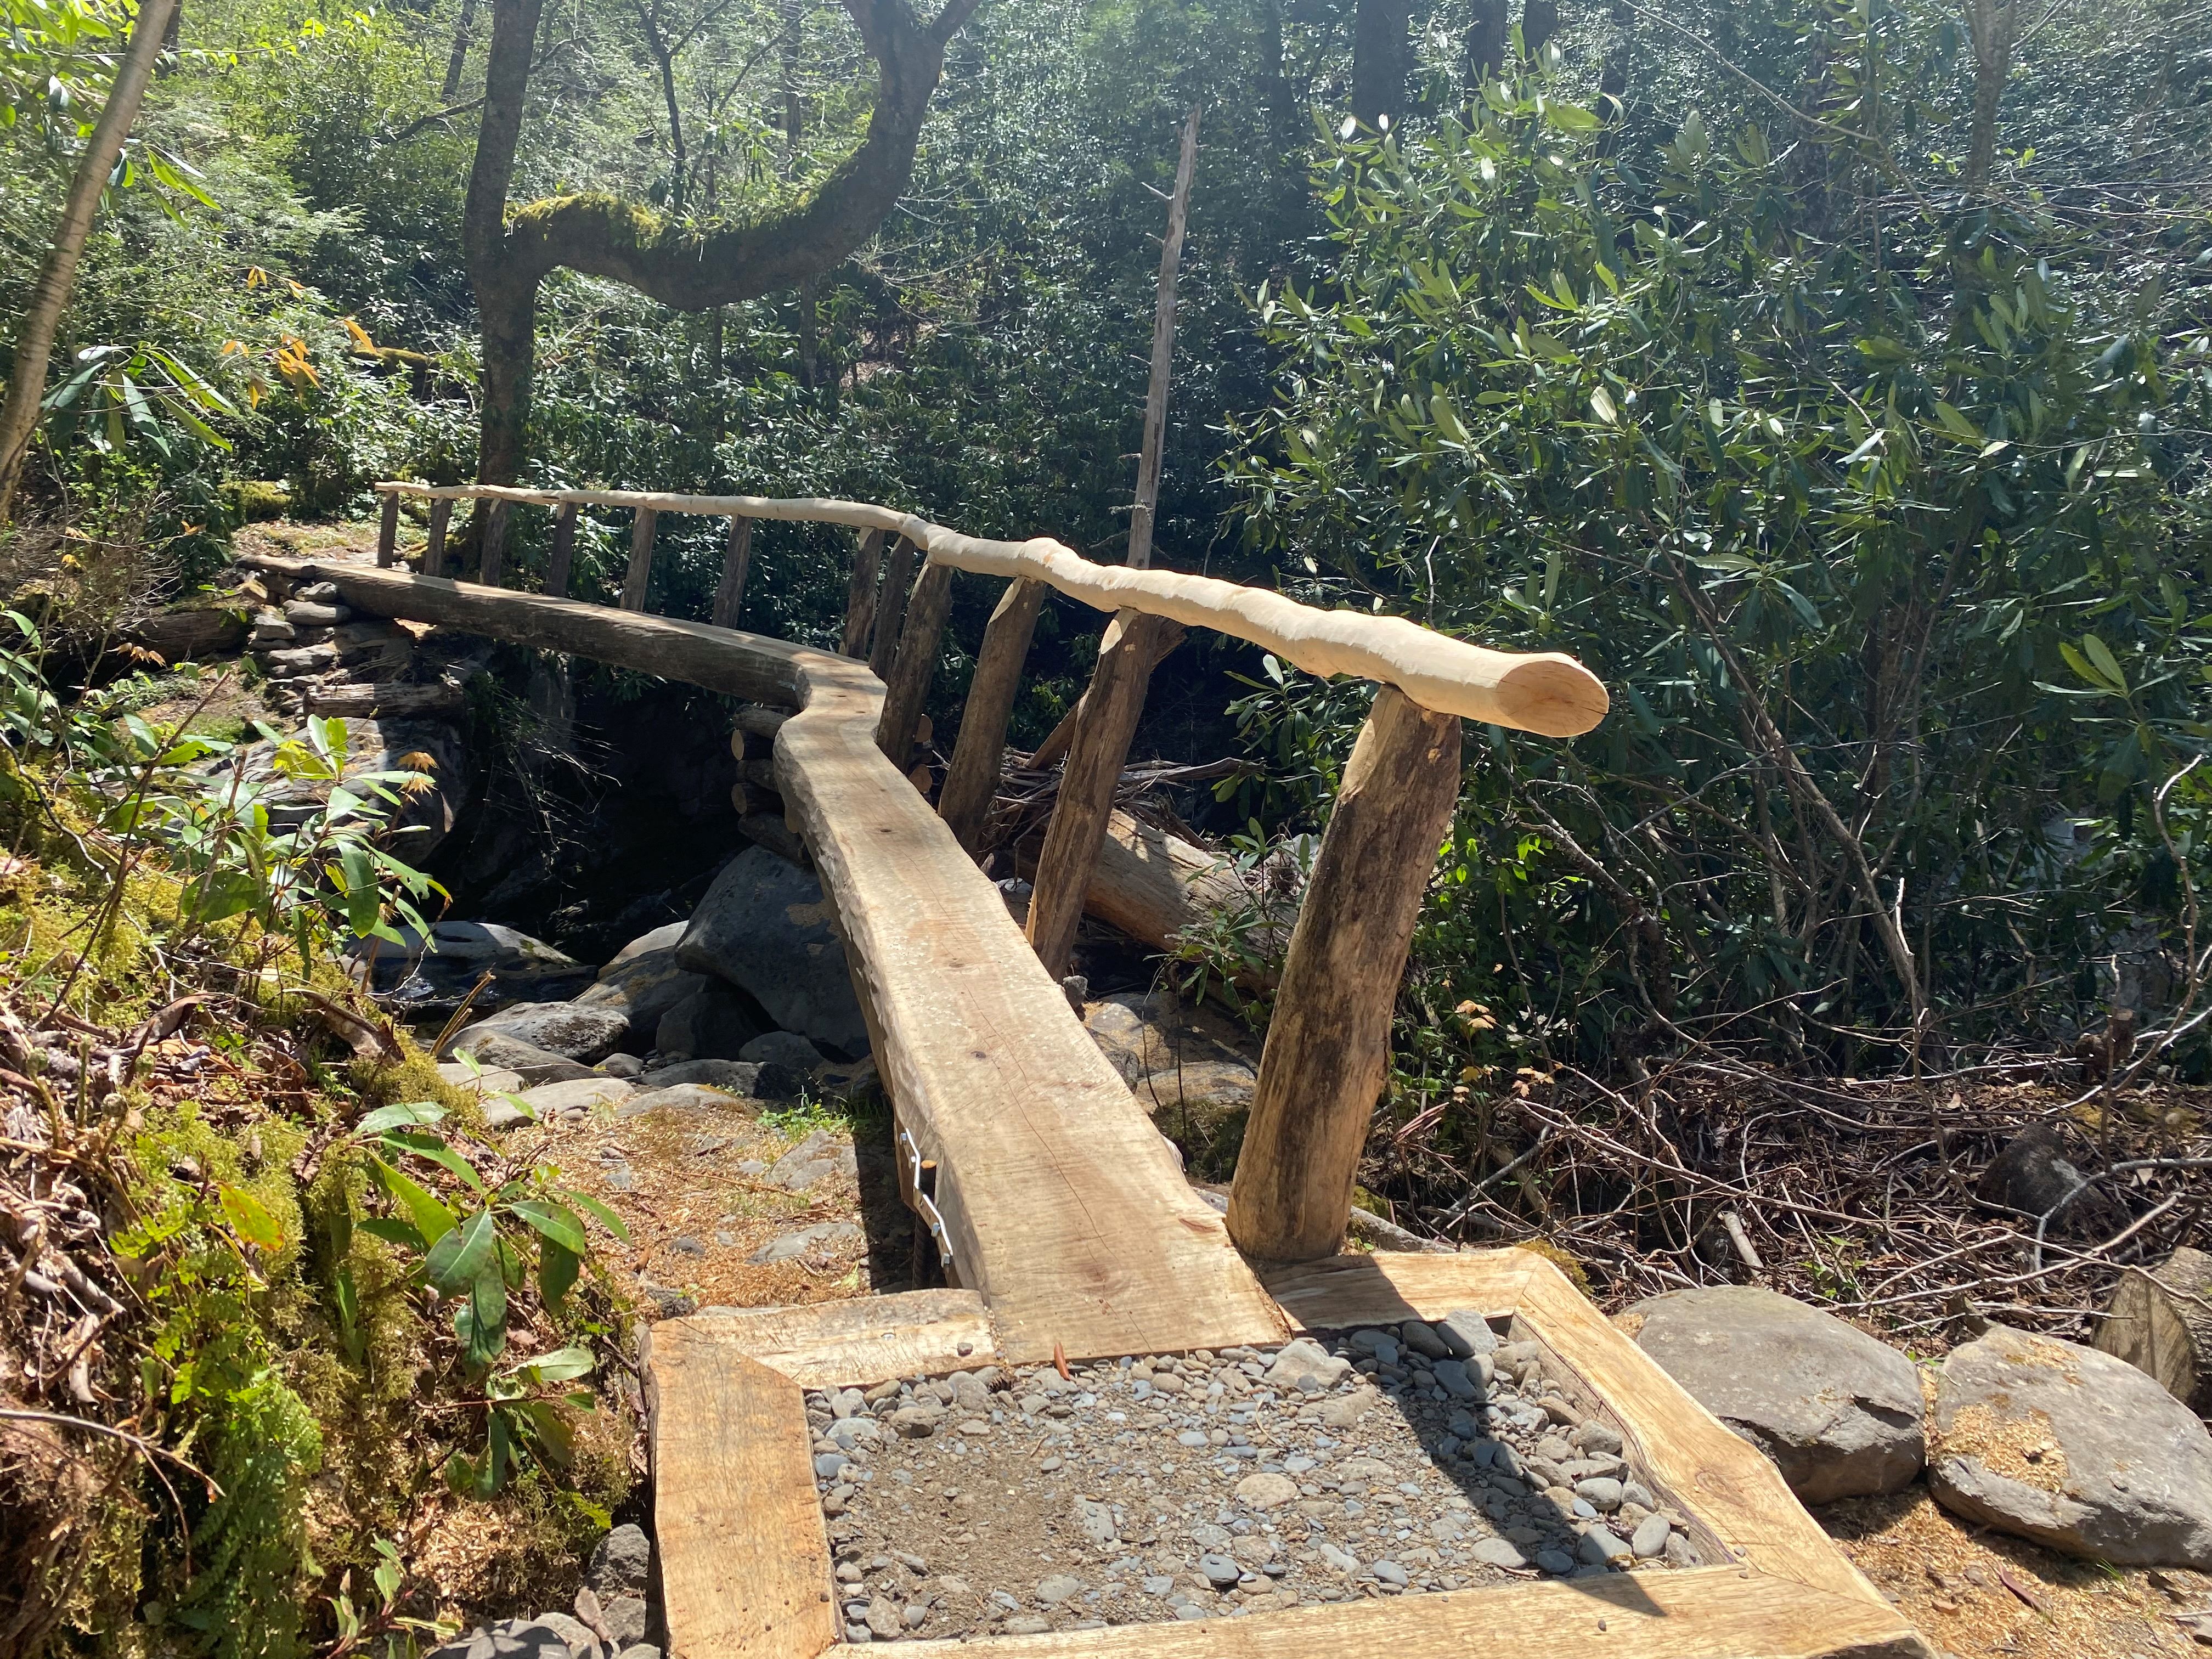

{"left": 244, "top": 556, "right": 1282, "bottom": 1365}
{"left": 896, "top": 1567, "right": 1929, "bottom": 1658}
{"left": 642, "top": 1328, "right": 836, "bottom": 1659}
{"left": 1262, "top": 1249, "right": 1538, "bottom": 1330}
{"left": 677, "top": 1290, "right": 996, "bottom": 1386}
{"left": 1510, "top": 1255, "right": 1896, "bottom": 1604}
{"left": 370, "top": 481, "right": 1606, "bottom": 736}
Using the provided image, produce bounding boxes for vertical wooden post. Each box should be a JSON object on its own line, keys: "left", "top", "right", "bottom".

{"left": 840, "top": 527, "right": 885, "bottom": 657}
{"left": 546, "top": 501, "right": 578, "bottom": 597}
{"left": 1028, "top": 614, "right": 1182, "bottom": 772}
{"left": 712, "top": 515, "right": 753, "bottom": 629}
{"left": 479, "top": 498, "right": 511, "bottom": 587}
{"left": 622, "top": 505, "right": 658, "bottom": 611}
{"left": 375, "top": 490, "right": 399, "bottom": 567}
{"left": 877, "top": 561, "right": 955, "bottom": 764}
{"left": 1226, "top": 685, "right": 1463, "bottom": 1263}
{"left": 1024, "top": 610, "right": 1181, "bottom": 978}
{"left": 425, "top": 496, "right": 453, "bottom": 577}
{"left": 939, "top": 576, "right": 1046, "bottom": 851}
{"left": 868, "top": 536, "right": 918, "bottom": 682}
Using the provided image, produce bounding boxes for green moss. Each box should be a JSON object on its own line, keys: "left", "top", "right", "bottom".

{"left": 221, "top": 481, "right": 293, "bottom": 523}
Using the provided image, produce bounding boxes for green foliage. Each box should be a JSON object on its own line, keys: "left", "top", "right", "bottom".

{"left": 1227, "top": 42, "right": 2212, "bottom": 1066}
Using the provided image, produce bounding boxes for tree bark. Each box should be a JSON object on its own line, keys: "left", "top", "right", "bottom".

{"left": 0, "top": 0, "right": 181, "bottom": 524}
{"left": 1127, "top": 107, "right": 1197, "bottom": 572}
{"left": 444, "top": 0, "right": 479, "bottom": 98}
{"left": 1523, "top": 0, "right": 1559, "bottom": 60}
{"left": 1227, "top": 687, "right": 1462, "bottom": 1263}
{"left": 868, "top": 534, "right": 918, "bottom": 681}
{"left": 460, "top": 0, "right": 981, "bottom": 485}
{"left": 1961, "top": 0, "right": 2017, "bottom": 193}
{"left": 712, "top": 514, "right": 753, "bottom": 627}
{"left": 842, "top": 526, "right": 885, "bottom": 656}
{"left": 1351, "top": 0, "right": 1412, "bottom": 130}
{"left": 877, "top": 560, "right": 952, "bottom": 763}
{"left": 1466, "top": 0, "right": 1508, "bottom": 81}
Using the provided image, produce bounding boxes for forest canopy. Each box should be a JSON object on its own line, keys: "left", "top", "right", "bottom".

{"left": 1, "top": 0, "right": 2209, "bottom": 1075}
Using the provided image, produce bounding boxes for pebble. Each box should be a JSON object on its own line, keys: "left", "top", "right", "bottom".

{"left": 1631, "top": 1513, "right": 1673, "bottom": 1557}
{"left": 1372, "top": 1560, "right": 1409, "bottom": 1587}
{"left": 1579, "top": 1527, "right": 1634, "bottom": 1566}
{"left": 1036, "top": 1573, "right": 1084, "bottom": 1605}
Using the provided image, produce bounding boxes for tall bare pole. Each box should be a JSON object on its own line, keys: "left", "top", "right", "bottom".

{"left": 1126, "top": 105, "right": 1200, "bottom": 571}
{"left": 1024, "top": 106, "right": 1200, "bottom": 977}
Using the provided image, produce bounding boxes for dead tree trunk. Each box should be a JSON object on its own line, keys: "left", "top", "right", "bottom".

{"left": 1227, "top": 687, "right": 1462, "bottom": 1262}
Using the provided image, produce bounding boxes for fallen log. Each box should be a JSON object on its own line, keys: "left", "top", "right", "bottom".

{"left": 2094, "top": 1245, "right": 2212, "bottom": 1412}
{"left": 1015, "top": 809, "right": 1282, "bottom": 977}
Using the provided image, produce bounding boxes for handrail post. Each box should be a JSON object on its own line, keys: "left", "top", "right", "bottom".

{"left": 546, "top": 501, "right": 577, "bottom": 597}
{"left": 375, "top": 490, "right": 399, "bottom": 568}
{"left": 480, "top": 498, "right": 511, "bottom": 588}
{"left": 841, "top": 527, "right": 885, "bottom": 658}
{"left": 713, "top": 515, "right": 753, "bottom": 628}
{"left": 868, "top": 536, "right": 918, "bottom": 682}
{"left": 939, "top": 576, "right": 1046, "bottom": 853}
{"left": 877, "top": 562, "right": 955, "bottom": 765}
{"left": 622, "top": 505, "right": 657, "bottom": 611}
{"left": 425, "top": 496, "right": 453, "bottom": 578}
{"left": 1226, "top": 685, "right": 1463, "bottom": 1263}
{"left": 1023, "top": 609, "right": 1178, "bottom": 979}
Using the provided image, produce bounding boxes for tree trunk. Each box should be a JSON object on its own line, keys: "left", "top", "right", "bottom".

{"left": 1127, "top": 108, "right": 1197, "bottom": 572}
{"left": 2094, "top": 1246, "right": 2212, "bottom": 1414}
{"left": 0, "top": 0, "right": 181, "bottom": 524}
{"left": 444, "top": 0, "right": 479, "bottom": 98}
{"left": 1962, "top": 0, "right": 2016, "bottom": 192}
{"left": 1227, "top": 687, "right": 1462, "bottom": 1262}
{"left": 459, "top": 0, "right": 981, "bottom": 486}
{"left": 1523, "top": 0, "right": 1559, "bottom": 60}
{"left": 1351, "top": 0, "right": 1412, "bottom": 129}
{"left": 1466, "top": 0, "right": 1508, "bottom": 81}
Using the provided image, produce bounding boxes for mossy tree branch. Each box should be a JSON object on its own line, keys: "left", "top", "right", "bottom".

{"left": 462, "top": 0, "right": 983, "bottom": 486}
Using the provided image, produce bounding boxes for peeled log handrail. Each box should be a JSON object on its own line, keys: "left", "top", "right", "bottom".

{"left": 369, "top": 481, "right": 1607, "bottom": 736}
{"left": 236, "top": 552, "right": 1284, "bottom": 1361}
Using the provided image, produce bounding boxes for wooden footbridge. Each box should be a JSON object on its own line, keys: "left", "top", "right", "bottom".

{"left": 247, "top": 483, "right": 1928, "bottom": 1659}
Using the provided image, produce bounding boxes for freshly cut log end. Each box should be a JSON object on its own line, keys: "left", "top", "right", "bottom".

{"left": 1494, "top": 653, "right": 1610, "bottom": 738}
{"left": 2095, "top": 1246, "right": 2212, "bottom": 1413}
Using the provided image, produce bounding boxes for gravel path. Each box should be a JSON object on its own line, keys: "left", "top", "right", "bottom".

{"left": 815, "top": 1320, "right": 1703, "bottom": 1641}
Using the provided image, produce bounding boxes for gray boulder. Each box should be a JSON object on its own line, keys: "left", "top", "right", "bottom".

{"left": 126, "top": 602, "right": 248, "bottom": 663}
{"left": 426, "top": 1620, "right": 573, "bottom": 1659}
{"left": 602, "top": 922, "right": 685, "bottom": 973}
{"left": 1626, "top": 1286, "right": 1924, "bottom": 1503}
{"left": 1930, "top": 1325, "right": 2212, "bottom": 1568}
{"left": 467, "top": 1000, "right": 631, "bottom": 1063}
{"left": 445, "top": 1028, "right": 596, "bottom": 1085}
{"left": 675, "top": 848, "right": 868, "bottom": 1055}
{"left": 645, "top": 1058, "right": 771, "bottom": 1091}
{"left": 740, "top": 1030, "right": 827, "bottom": 1070}
{"left": 362, "top": 921, "right": 596, "bottom": 1012}
{"left": 656, "top": 979, "right": 772, "bottom": 1062}
{"left": 615, "top": 1082, "right": 762, "bottom": 1118}
{"left": 574, "top": 945, "right": 706, "bottom": 1041}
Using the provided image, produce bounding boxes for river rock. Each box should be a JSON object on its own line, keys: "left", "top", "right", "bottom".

{"left": 426, "top": 1620, "right": 572, "bottom": 1659}
{"left": 467, "top": 1000, "right": 631, "bottom": 1063}
{"left": 574, "top": 945, "right": 706, "bottom": 1041}
{"left": 765, "top": 1129, "right": 857, "bottom": 1190}
{"left": 656, "top": 979, "right": 773, "bottom": 1062}
{"left": 360, "top": 921, "right": 597, "bottom": 1011}
{"left": 445, "top": 1029, "right": 595, "bottom": 1084}
{"left": 1624, "top": 1286, "right": 1924, "bottom": 1502}
{"left": 586, "top": 1523, "right": 651, "bottom": 1597}
{"left": 515, "top": 1076, "right": 637, "bottom": 1118}
{"left": 209, "top": 714, "right": 472, "bottom": 862}
{"left": 646, "top": 1057, "right": 774, "bottom": 1091}
{"left": 740, "top": 1030, "right": 828, "bottom": 1070}
{"left": 675, "top": 847, "right": 869, "bottom": 1055}
{"left": 615, "top": 1082, "right": 765, "bottom": 1118}
{"left": 1929, "top": 1325, "right": 2212, "bottom": 1568}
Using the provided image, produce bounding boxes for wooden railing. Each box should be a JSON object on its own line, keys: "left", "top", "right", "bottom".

{"left": 362, "top": 479, "right": 1606, "bottom": 1272}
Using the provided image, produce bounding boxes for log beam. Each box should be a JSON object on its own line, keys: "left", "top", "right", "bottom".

{"left": 1227, "top": 685, "right": 1462, "bottom": 1262}
{"left": 939, "top": 575, "right": 1046, "bottom": 852}
{"left": 878, "top": 560, "right": 953, "bottom": 764}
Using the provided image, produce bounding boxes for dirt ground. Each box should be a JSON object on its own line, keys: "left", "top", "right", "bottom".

{"left": 1824, "top": 1488, "right": 2212, "bottom": 1658}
